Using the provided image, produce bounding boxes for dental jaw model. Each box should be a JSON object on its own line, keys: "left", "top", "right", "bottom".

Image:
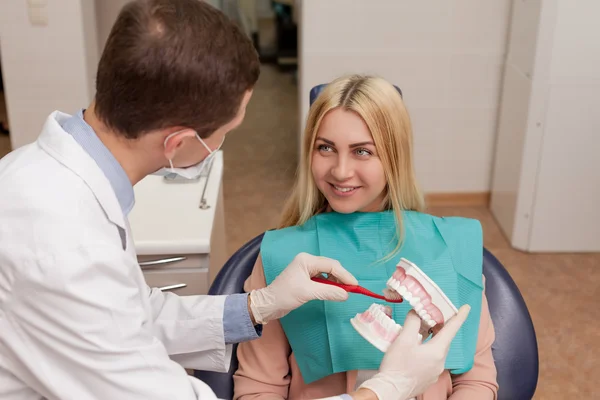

{"left": 351, "top": 258, "right": 458, "bottom": 351}
{"left": 350, "top": 304, "right": 422, "bottom": 352}
{"left": 386, "top": 258, "right": 458, "bottom": 334}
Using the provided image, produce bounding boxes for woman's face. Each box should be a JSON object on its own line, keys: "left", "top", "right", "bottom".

{"left": 311, "top": 108, "right": 387, "bottom": 214}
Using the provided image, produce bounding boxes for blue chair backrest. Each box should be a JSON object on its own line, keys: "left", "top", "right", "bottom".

{"left": 482, "top": 248, "right": 539, "bottom": 399}
{"left": 193, "top": 233, "right": 264, "bottom": 400}
{"left": 194, "top": 232, "right": 539, "bottom": 400}
{"left": 309, "top": 82, "right": 403, "bottom": 106}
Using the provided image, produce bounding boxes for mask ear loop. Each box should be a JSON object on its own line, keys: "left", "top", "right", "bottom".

{"left": 163, "top": 129, "right": 207, "bottom": 172}
{"left": 195, "top": 134, "right": 215, "bottom": 154}
{"left": 163, "top": 129, "right": 190, "bottom": 172}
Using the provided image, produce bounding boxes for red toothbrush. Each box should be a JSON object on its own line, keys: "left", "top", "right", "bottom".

{"left": 311, "top": 277, "right": 404, "bottom": 303}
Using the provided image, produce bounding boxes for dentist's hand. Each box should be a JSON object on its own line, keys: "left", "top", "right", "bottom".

{"left": 249, "top": 252, "right": 357, "bottom": 324}
{"left": 359, "top": 305, "right": 471, "bottom": 400}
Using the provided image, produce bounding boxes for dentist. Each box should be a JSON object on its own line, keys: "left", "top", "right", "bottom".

{"left": 0, "top": 1, "right": 468, "bottom": 399}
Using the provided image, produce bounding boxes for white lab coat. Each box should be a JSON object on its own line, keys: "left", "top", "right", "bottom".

{"left": 0, "top": 112, "right": 231, "bottom": 399}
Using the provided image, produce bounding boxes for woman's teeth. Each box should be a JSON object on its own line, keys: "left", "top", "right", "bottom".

{"left": 334, "top": 185, "right": 357, "bottom": 192}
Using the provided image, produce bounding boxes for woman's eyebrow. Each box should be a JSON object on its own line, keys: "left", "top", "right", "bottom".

{"left": 316, "top": 137, "right": 375, "bottom": 148}
{"left": 349, "top": 141, "right": 375, "bottom": 148}
{"left": 316, "top": 137, "right": 335, "bottom": 145}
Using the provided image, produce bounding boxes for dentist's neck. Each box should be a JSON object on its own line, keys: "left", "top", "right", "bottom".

{"left": 83, "top": 102, "right": 161, "bottom": 185}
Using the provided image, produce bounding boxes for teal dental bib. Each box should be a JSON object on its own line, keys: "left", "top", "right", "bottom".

{"left": 261, "top": 211, "right": 484, "bottom": 384}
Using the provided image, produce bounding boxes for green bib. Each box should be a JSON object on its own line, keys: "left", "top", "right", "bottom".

{"left": 261, "top": 210, "right": 483, "bottom": 384}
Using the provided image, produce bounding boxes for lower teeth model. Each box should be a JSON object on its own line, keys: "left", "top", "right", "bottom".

{"left": 351, "top": 258, "right": 457, "bottom": 352}
{"left": 350, "top": 304, "right": 422, "bottom": 352}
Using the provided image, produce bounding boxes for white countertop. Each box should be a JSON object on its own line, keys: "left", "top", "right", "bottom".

{"left": 128, "top": 151, "right": 224, "bottom": 255}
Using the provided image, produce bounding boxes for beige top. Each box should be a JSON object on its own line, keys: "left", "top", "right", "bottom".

{"left": 234, "top": 255, "right": 499, "bottom": 400}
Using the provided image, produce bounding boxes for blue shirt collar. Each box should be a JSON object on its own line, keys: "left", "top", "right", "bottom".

{"left": 60, "top": 109, "right": 135, "bottom": 215}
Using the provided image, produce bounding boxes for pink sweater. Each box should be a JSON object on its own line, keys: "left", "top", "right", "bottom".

{"left": 233, "top": 255, "right": 499, "bottom": 400}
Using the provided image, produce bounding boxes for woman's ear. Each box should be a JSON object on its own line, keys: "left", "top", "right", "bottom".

{"left": 163, "top": 128, "right": 196, "bottom": 159}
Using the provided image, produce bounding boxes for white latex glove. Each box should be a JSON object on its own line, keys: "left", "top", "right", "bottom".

{"left": 249, "top": 252, "right": 358, "bottom": 324}
{"left": 359, "top": 305, "right": 471, "bottom": 400}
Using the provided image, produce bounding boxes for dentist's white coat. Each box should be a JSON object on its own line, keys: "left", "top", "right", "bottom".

{"left": 0, "top": 112, "right": 230, "bottom": 399}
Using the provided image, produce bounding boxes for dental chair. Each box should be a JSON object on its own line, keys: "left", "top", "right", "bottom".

{"left": 193, "top": 233, "right": 264, "bottom": 400}
{"left": 193, "top": 233, "right": 539, "bottom": 400}
{"left": 193, "top": 83, "right": 539, "bottom": 399}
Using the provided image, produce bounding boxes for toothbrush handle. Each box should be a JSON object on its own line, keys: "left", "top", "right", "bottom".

{"left": 310, "top": 277, "right": 403, "bottom": 303}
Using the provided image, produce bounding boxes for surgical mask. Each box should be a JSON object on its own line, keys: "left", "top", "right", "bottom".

{"left": 152, "top": 130, "right": 224, "bottom": 180}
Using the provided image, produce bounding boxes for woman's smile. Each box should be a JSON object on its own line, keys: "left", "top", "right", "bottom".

{"left": 329, "top": 183, "right": 361, "bottom": 197}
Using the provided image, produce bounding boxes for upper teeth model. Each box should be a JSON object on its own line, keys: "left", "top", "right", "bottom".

{"left": 386, "top": 258, "right": 458, "bottom": 331}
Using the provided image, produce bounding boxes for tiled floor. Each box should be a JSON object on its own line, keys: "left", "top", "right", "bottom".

{"left": 1, "top": 64, "right": 598, "bottom": 399}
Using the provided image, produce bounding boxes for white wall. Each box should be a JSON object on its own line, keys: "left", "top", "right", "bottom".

{"left": 529, "top": 0, "right": 600, "bottom": 251}
{"left": 490, "top": 0, "right": 543, "bottom": 244}
{"left": 0, "top": 0, "right": 98, "bottom": 150}
{"left": 299, "top": 0, "right": 512, "bottom": 193}
{"left": 491, "top": 0, "right": 600, "bottom": 252}
{"left": 95, "top": 0, "right": 130, "bottom": 50}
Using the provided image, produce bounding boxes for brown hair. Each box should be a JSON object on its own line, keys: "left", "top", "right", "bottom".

{"left": 94, "top": 0, "right": 260, "bottom": 139}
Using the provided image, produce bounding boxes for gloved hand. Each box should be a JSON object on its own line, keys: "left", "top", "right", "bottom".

{"left": 359, "top": 305, "right": 471, "bottom": 400}
{"left": 249, "top": 252, "right": 358, "bottom": 324}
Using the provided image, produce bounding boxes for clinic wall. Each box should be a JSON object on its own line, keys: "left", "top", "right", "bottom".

{"left": 95, "top": 0, "right": 130, "bottom": 50}
{"left": 528, "top": 0, "right": 600, "bottom": 251}
{"left": 299, "top": 0, "right": 512, "bottom": 194}
{"left": 0, "top": 0, "right": 99, "bottom": 150}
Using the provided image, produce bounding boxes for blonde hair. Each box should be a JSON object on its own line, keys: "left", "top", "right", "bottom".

{"left": 279, "top": 74, "right": 425, "bottom": 258}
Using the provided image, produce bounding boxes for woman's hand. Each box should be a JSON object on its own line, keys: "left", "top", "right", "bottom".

{"left": 359, "top": 305, "right": 471, "bottom": 400}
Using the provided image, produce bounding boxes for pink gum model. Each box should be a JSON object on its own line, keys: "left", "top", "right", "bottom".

{"left": 385, "top": 258, "right": 458, "bottom": 330}
{"left": 351, "top": 304, "right": 405, "bottom": 352}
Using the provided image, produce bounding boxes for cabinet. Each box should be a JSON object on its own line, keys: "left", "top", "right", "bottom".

{"left": 490, "top": 0, "right": 600, "bottom": 252}
{"left": 129, "top": 151, "right": 228, "bottom": 295}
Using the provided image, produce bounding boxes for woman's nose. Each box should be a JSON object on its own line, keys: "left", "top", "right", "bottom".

{"left": 330, "top": 156, "right": 354, "bottom": 181}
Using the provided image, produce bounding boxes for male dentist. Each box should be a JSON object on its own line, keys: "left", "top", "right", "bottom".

{"left": 0, "top": 1, "right": 469, "bottom": 399}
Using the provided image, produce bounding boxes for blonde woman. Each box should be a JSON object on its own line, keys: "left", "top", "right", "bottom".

{"left": 234, "top": 75, "right": 499, "bottom": 400}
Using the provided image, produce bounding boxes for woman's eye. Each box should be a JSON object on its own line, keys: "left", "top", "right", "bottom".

{"left": 318, "top": 144, "right": 333, "bottom": 152}
{"left": 355, "top": 148, "right": 372, "bottom": 156}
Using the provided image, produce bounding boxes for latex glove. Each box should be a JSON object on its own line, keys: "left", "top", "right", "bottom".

{"left": 359, "top": 305, "right": 471, "bottom": 400}
{"left": 249, "top": 252, "right": 357, "bottom": 324}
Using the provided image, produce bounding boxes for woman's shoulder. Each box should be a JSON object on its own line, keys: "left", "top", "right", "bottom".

{"left": 264, "top": 217, "right": 318, "bottom": 237}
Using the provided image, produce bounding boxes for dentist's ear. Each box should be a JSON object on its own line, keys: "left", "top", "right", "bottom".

{"left": 163, "top": 128, "right": 196, "bottom": 159}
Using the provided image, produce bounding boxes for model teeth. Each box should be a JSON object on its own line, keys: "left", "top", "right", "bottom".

{"left": 387, "top": 277, "right": 439, "bottom": 330}
{"left": 368, "top": 304, "right": 401, "bottom": 334}
{"left": 334, "top": 186, "right": 356, "bottom": 192}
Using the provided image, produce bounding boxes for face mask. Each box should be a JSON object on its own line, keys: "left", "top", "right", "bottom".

{"left": 152, "top": 130, "right": 224, "bottom": 180}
